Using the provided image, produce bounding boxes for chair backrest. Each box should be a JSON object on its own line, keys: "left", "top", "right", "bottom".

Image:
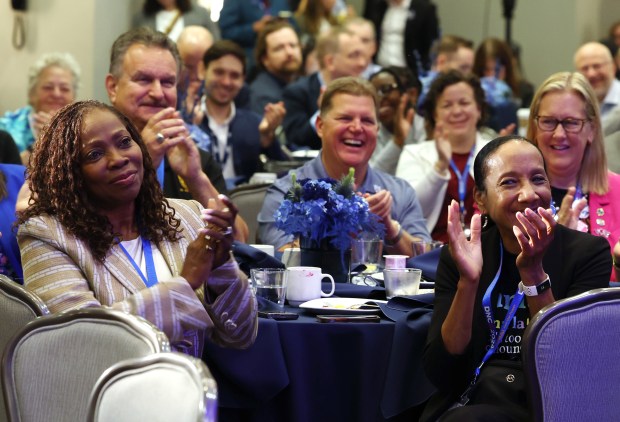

{"left": 87, "top": 352, "right": 217, "bottom": 422}
{"left": 229, "top": 182, "right": 272, "bottom": 243}
{"left": 522, "top": 287, "right": 620, "bottom": 422}
{"left": 0, "top": 275, "right": 49, "bottom": 422}
{"left": 2, "top": 307, "right": 170, "bottom": 422}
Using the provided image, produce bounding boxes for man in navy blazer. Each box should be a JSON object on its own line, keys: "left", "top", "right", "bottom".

{"left": 282, "top": 26, "right": 369, "bottom": 150}
{"left": 199, "top": 40, "right": 287, "bottom": 188}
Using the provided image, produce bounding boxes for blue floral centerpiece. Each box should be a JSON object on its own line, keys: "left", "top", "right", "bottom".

{"left": 275, "top": 168, "right": 384, "bottom": 282}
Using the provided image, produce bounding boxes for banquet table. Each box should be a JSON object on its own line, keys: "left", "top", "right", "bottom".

{"left": 202, "top": 283, "right": 436, "bottom": 422}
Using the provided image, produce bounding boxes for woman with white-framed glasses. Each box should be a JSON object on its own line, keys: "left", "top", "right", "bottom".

{"left": 527, "top": 71, "right": 620, "bottom": 281}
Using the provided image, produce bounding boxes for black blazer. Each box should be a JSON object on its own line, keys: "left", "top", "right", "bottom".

{"left": 421, "top": 224, "right": 611, "bottom": 420}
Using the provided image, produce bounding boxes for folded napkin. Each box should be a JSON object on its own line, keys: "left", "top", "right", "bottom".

{"left": 232, "top": 241, "right": 285, "bottom": 276}
{"left": 407, "top": 248, "right": 442, "bottom": 282}
{"left": 330, "top": 281, "right": 387, "bottom": 300}
{"left": 378, "top": 293, "right": 434, "bottom": 321}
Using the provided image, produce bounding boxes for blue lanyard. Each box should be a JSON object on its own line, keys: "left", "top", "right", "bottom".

{"left": 477, "top": 242, "right": 524, "bottom": 377}
{"left": 458, "top": 242, "right": 525, "bottom": 405}
{"left": 449, "top": 147, "right": 475, "bottom": 217}
{"left": 119, "top": 237, "right": 159, "bottom": 288}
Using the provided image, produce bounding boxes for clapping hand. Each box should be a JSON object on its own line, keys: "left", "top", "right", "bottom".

{"left": 166, "top": 135, "right": 202, "bottom": 181}
{"left": 181, "top": 196, "right": 237, "bottom": 289}
{"left": 31, "top": 110, "right": 53, "bottom": 138}
{"left": 556, "top": 187, "right": 587, "bottom": 230}
{"left": 447, "top": 200, "right": 482, "bottom": 284}
{"left": 201, "top": 195, "right": 237, "bottom": 269}
{"left": 141, "top": 107, "right": 188, "bottom": 168}
{"left": 363, "top": 189, "right": 393, "bottom": 227}
{"left": 513, "top": 207, "right": 556, "bottom": 280}
{"left": 393, "top": 94, "right": 414, "bottom": 148}
{"left": 434, "top": 123, "right": 452, "bottom": 175}
{"left": 258, "top": 101, "right": 286, "bottom": 147}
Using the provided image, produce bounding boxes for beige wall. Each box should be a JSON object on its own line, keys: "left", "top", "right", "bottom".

{"left": 434, "top": 0, "right": 620, "bottom": 89}
{"left": 1, "top": 0, "right": 620, "bottom": 113}
{"left": 0, "top": 0, "right": 136, "bottom": 113}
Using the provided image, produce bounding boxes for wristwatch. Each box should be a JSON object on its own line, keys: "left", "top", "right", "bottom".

{"left": 385, "top": 221, "right": 403, "bottom": 246}
{"left": 518, "top": 276, "right": 551, "bottom": 297}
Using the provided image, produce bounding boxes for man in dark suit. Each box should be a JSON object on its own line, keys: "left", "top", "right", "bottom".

{"left": 105, "top": 27, "right": 249, "bottom": 240}
{"left": 282, "top": 26, "right": 369, "bottom": 150}
{"left": 364, "top": 0, "right": 440, "bottom": 73}
{"left": 106, "top": 27, "right": 226, "bottom": 199}
{"left": 199, "top": 40, "right": 287, "bottom": 187}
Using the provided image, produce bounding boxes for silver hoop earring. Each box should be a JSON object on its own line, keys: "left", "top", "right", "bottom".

{"left": 482, "top": 214, "right": 489, "bottom": 229}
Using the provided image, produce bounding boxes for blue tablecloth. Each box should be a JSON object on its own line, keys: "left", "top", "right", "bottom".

{"left": 203, "top": 284, "right": 436, "bottom": 422}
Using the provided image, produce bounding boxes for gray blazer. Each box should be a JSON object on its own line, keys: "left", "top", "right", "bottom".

{"left": 18, "top": 198, "right": 257, "bottom": 356}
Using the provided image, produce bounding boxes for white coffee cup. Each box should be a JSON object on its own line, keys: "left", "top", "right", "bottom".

{"left": 286, "top": 266, "right": 335, "bottom": 306}
{"left": 281, "top": 247, "right": 301, "bottom": 267}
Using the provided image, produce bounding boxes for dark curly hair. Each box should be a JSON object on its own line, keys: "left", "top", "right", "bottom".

{"left": 18, "top": 100, "right": 182, "bottom": 262}
{"left": 421, "top": 69, "right": 488, "bottom": 139}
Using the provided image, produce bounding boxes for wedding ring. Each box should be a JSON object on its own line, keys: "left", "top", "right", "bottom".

{"left": 156, "top": 132, "right": 165, "bottom": 144}
{"left": 223, "top": 226, "right": 233, "bottom": 236}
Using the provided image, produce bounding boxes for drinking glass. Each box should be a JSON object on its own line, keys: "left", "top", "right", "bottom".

{"left": 350, "top": 238, "right": 383, "bottom": 274}
{"left": 250, "top": 268, "right": 288, "bottom": 308}
{"left": 383, "top": 268, "right": 422, "bottom": 299}
{"left": 411, "top": 240, "right": 443, "bottom": 257}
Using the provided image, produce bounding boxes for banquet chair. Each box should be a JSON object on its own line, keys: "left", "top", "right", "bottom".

{"left": 0, "top": 275, "right": 49, "bottom": 422}
{"left": 229, "top": 182, "right": 272, "bottom": 243}
{"left": 522, "top": 287, "right": 620, "bottom": 422}
{"left": 87, "top": 352, "right": 217, "bottom": 422}
{"left": 2, "top": 307, "right": 170, "bottom": 422}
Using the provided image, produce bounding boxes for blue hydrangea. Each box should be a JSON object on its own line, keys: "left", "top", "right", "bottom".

{"left": 274, "top": 170, "right": 385, "bottom": 251}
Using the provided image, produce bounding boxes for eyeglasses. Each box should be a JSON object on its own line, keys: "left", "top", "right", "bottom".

{"left": 376, "top": 83, "right": 400, "bottom": 97}
{"left": 535, "top": 116, "right": 589, "bottom": 133}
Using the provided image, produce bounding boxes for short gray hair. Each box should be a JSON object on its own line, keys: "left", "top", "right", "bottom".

{"left": 28, "top": 52, "right": 81, "bottom": 97}
{"left": 109, "top": 27, "right": 181, "bottom": 79}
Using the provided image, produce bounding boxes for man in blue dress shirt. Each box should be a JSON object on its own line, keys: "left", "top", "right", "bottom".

{"left": 258, "top": 77, "right": 431, "bottom": 254}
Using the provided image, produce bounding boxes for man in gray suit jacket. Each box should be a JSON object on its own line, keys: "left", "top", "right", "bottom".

{"left": 105, "top": 27, "right": 250, "bottom": 241}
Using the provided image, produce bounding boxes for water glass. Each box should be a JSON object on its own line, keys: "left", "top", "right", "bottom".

{"left": 350, "top": 238, "right": 384, "bottom": 275}
{"left": 383, "top": 268, "right": 422, "bottom": 299}
{"left": 250, "top": 268, "right": 288, "bottom": 308}
{"left": 411, "top": 240, "right": 443, "bottom": 257}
